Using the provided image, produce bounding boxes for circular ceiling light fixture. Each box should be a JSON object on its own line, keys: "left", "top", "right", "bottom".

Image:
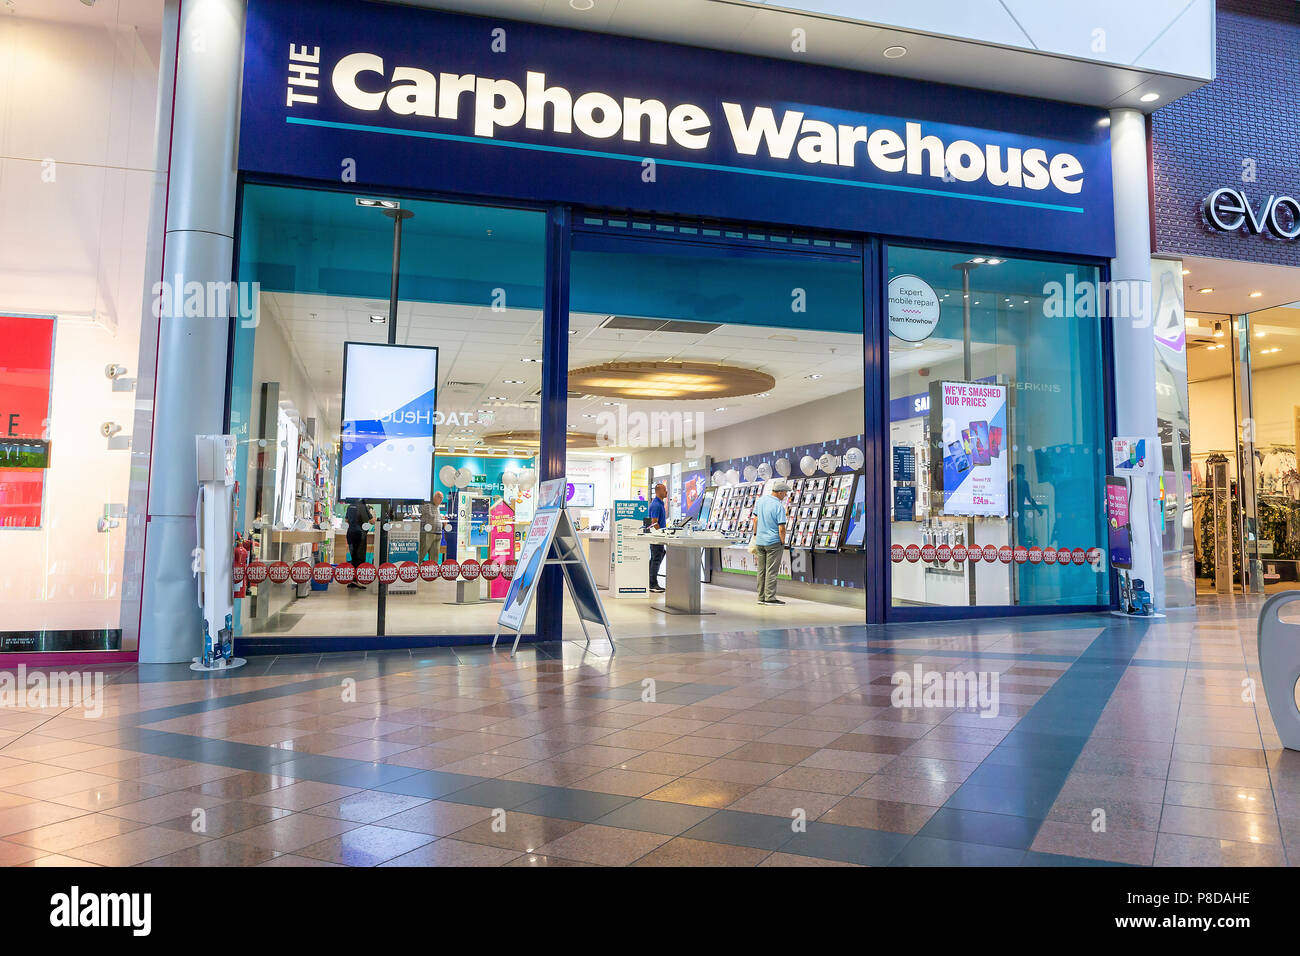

{"left": 481, "top": 429, "right": 599, "bottom": 449}
{"left": 570, "top": 0, "right": 595, "bottom": 9}
{"left": 567, "top": 360, "right": 774, "bottom": 400}
{"left": 1140, "top": 92, "right": 1161, "bottom": 103}
{"left": 882, "top": 45, "right": 907, "bottom": 59}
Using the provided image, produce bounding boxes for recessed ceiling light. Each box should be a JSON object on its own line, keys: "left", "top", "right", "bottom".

{"left": 714, "top": 407, "right": 727, "bottom": 412}
{"left": 883, "top": 45, "right": 907, "bottom": 59}
{"left": 569, "top": 0, "right": 594, "bottom": 9}
{"left": 355, "top": 197, "right": 400, "bottom": 209}
{"left": 1249, "top": 291, "right": 1263, "bottom": 298}
{"left": 1140, "top": 92, "right": 1160, "bottom": 103}
{"left": 582, "top": 413, "right": 596, "bottom": 418}
{"left": 1199, "top": 288, "right": 1214, "bottom": 294}
{"left": 970, "top": 257, "right": 986, "bottom": 264}
{"left": 521, "top": 357, "right": 542, "bottom": 363}
{"left": 602, "top": 401, "right": 619, "bottom": 406}
{"left": 487, "top": 395, "right": 506, "bottom": 401}
{"left": 806, "top": 374, "right": 823, "bottom": 380}
{"left": 1181, "top": 269, "right": 1191, "bottom": 275}
{"left": 1097, "top": 117, "right": 1111, "bottom": 128}
{"left": 985, "top": 258, "right": 1002, "bottom": 265}
{"left": 1261, "top": 347, "right": 1281, "bottom": 354}
{"left": 503, "top": 379, "right": 523, "bottom": 384}
{"left": 369, "top": 314, "right": 387, "bottom": 324}
{"left": 1255, "top": 330, "right": 1266, "bottom": 338}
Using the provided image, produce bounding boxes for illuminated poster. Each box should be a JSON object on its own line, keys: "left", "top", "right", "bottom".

{"left": 0, "top": 315, "right": 55, "bottom": 528}
{"left": 340, "top": 342, "right": 438, "bottom": 500}
{"left": 940, "top": 381, "right": 1008, "bottom": 517}
{"left": 1106, "top": 476, "right": 1132, "bottom": 570}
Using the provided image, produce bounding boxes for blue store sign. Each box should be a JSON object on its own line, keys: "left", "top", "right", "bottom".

{"left": 241, "top": 0, "right": 1115, "bottom": 257}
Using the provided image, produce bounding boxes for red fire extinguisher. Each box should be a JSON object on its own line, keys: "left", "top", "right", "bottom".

{"left": 233, "top": 533, "right": 249, "bottom": 598}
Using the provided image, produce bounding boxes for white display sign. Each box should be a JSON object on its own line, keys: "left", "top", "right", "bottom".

{"left": 939, "top": 381, "right": 1008, "bottom": 517}
{"left": 888, "top": 274, "right": 941, "bottom": 342}
{"left": 611, "top": 499, "right": 649, "bottom": 597}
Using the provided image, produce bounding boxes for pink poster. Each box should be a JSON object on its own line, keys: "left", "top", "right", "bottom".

{"left": 488, "top": 500, "right": 516, "bottom": 598}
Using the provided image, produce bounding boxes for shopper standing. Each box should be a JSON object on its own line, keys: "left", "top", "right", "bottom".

{"left": 419, "top": 491, "right": 445, "bottom": 562}
{"left": 751, "top": 478, "right": 789, "bottom": 605}
{"left": 647, "top": 482, "right": 668, "bottom": 593}
{"left": 344, "top": 499, "right": 374, "bottom": 590}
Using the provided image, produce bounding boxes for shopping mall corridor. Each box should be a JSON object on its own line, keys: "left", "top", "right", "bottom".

{"left": 0, "top": 598, "right": 1292, "bottom": 867}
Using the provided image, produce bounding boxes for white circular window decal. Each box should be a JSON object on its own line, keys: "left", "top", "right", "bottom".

{"left": 888, "top": 274, "right": 941, "bottom": 342}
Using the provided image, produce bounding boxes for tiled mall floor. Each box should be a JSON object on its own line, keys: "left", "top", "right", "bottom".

{"left": 1, "top": 597, "right": 1296, "bottom": 866}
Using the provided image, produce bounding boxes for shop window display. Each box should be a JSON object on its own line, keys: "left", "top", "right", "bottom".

{"left": 887, "top": 245, "right": 1109, "bottom": 610}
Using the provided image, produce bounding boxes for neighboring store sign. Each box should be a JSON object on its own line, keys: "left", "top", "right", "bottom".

{"left": 887, "top": 275, "right": 941, "bottom": 342}
{"left": 1203, "top": 188, "right": 1300, "bottom": 241}
{"left": 1106, "top": 476, "right": 1133, "bottom": 570}
{"left": 340, "top": 342, "right": 438, "bottom": 501}
{"left": 0, "top": 315, "right": 55, "bottom": 529}
{"left": 938, "top": 381, "right": 1008, "bottom": 517}
{"left": 241, "top": 0, "right": 1116, "bottom": 258}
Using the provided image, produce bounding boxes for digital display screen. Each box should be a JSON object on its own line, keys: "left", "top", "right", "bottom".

{"left": 843, "top": 475, "right": 867, "bottom": 549}
{"left": 340, "top": 342, "right": 439, "bottom": 501}
{"left": 566, "top": 481, "right": 595, "bottom": 508}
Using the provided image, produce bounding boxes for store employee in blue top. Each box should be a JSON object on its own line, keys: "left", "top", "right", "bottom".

{"left": 751, "top": 478, "right": 789, "bottom": 605}
{"left": 647, "top": 483, "right": 668, "bottom": 592}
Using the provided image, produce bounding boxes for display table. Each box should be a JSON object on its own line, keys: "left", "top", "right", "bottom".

{"left": 640, "top": 530, "right": 736, "bottom": 615}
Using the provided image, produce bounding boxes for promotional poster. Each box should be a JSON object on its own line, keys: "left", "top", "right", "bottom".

{"left": 1106, "top": 476, "right": 1133, "bottom": 570}
{"left": 939, "top": 381, "right": 1008, "bottom": 517}
{"left": 497, "top": 507, "right": 559, "bottom": 631}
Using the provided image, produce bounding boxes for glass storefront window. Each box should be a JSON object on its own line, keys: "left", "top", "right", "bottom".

{"left": 887, "top": 245, "right": 1109, "bottom": 609}
{"left": 230, "top": 185, "right": 545, "bottom": 641}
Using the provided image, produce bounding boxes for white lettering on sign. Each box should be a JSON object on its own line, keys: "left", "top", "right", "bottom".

{"left": 291, "top": 51, "right": 1087, "bottom": 197}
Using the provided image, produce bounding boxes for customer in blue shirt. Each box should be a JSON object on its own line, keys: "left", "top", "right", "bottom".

{"left": 751, "top": 479, "right": 789, "bottom": 605}
{"left": 647, "top": 483, "right": 668, "bottom": 592}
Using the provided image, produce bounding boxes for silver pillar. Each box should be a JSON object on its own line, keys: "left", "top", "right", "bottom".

{"left": 138, "top": 0, "right": 246, "bottom": 662}
{"left": 1108, "top": 108, "right": 1165, "bottom": 612}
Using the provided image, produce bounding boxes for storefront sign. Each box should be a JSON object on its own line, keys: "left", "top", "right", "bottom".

{"left": 1203, "top": 188, "right": 1300, "bottom": 241}
{"left": 938, "top": 382, "right": 1008, "bottom": 517}
{"left": 241, "top": 0, "right": 1115, "bottom": 257}
{"left": 887, "top": 275, "right": 941, "bottom": 342}
{"left": 0, "top": 315, "right": 55, "bottom": 529}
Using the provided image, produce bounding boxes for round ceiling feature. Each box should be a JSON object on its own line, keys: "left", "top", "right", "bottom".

{"left": 481, "top": 429, "right": 599, "bottom": 449}
{"left": 566, "top": 361, "right": 775, "bottom": 400}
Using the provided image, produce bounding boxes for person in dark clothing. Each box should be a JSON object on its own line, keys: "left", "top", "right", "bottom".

{"left": 344, "top": 500, "right": 374, "bottom": 590}
{"left": 648, "top": 482, "right": 668, "bottom": 593}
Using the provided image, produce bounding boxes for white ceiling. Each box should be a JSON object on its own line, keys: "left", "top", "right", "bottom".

{"left": 1186, "top": 303, "right": 1300, "bottom": 384}
{"left": 392, "top": 0, "right": 1211, "bottom": 110}
{"left": 263, "top": 291, "right": 863, "bottom": 453}
{"left": 1177, "top": 256, "right": 1300, "bottom": 317}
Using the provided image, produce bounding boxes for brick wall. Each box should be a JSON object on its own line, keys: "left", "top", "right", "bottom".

{"left": 1150, "top": 0, "right": 1300, "bottom": 266}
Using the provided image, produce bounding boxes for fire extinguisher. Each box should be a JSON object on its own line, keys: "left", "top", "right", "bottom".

{"left": 233, "top": 533, "right": 249, "bottom": 599}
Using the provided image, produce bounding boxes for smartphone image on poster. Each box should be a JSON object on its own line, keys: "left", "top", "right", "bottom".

{"left": 947, "top": 440, "right": 971, "bottom": 474}
{"left": 971, "top": 421, "right": 991, "bottom": 466}
{"left": 961, "top": 429, "right": 973, "bottom": 456}
{"left": 990, "top": 426, "right": 1003, "bottom": 457}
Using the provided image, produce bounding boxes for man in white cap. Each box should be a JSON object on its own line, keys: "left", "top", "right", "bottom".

{"left": 751, "top": 478, "right": 789, "bottom": 605}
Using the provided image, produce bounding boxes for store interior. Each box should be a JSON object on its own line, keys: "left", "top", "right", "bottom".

{"left": 228, "top": 185, "right": 870, "bottom": 642}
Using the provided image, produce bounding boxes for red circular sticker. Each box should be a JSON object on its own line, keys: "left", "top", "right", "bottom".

{"left": 1013, "top": 546, "right": 1028, "bottom": 565}
{"left": 354, "top": 563, "right": 378, "bottom": 585}
{"left": 920, "top": 545, "right": 936, "bottom": 563}
{"left": 460, "top": 559, "right": 481, "bottom": 580}
{"left": 1071, "top": 548, "right": 1086, "bottom": 566}
{"left": 439, "top": 560, "right": 460, "bottom": 580}
{"left": 397, "top": 561, "right": 420, "bottom": 583}
{"left": 333, "top": 563, "right": 355, "bottom": 584}
{"left": 951, "top": 545, "right": 968, "bottom": 563}
{"left": 312, "top": 562, "right": 334, "bottom": 583}
{"left": 1057, "top": 547, "right": 1072, "bottom": 565}
{"left": 1028, "top": 547, "right": 1043, "bottom": 565}
{"left": 1042, "top": 548, "right": 1058, "bottom": 565}
{"left": 1086, "top": 547, "right": 1103, "bottom": 567}
{"left": 377, "top": 562, "right": 399, "bottom": 584}
{"left": 481, "top": 561, "right": 501, "bottom": 580}
{"left": 246, "top": 561, "right": 268, "bottom": 584}
{"left": 267, "top": 561, "right": 291, "bottom": 583}
{"left": 904, "top": 544, "right": 921, "bottom": 563}
{"left": 890, "top": 544, "right": 905, "bottom": 563}
{"left": 998, "top": 546, "right": 1013, "bottom": 564}
{"left": 502, "top": 560, "right": 517, "bottom": 580}
{"left": 289, "top": 561, "right": 312, "bottom": 584}
{"left": 232, "top": 563, "right": 246, "bottom": 583}
{"left": 936, "top": 544, "right": 952, "bottom": 563}
{"left": 982, "top": 545, "right": 998, "bottom": 563}
{"left": 418, "top": 560, "right": 441, "bottom": 581}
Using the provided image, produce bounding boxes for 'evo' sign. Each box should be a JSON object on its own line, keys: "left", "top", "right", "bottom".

{"left": 1203, "top": 188, "right": 1300, "bottom": 241}
{"left": 241, "top": 0, "right": 1116, "bottom": 257}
